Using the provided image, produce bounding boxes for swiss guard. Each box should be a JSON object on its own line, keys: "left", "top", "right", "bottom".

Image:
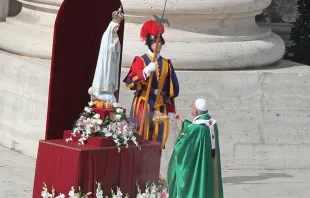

{"left": 123, "top": 19, "right": 179, "bottom": 149}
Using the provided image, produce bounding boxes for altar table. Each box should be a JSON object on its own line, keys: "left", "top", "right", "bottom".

{"left": 32, "top": 139, "right": 162, "bottom": 197}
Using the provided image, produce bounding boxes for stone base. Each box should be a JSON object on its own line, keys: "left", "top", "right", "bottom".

{"left": 120, "top": 59, "right": 310, "bottom": 170}
{"left": 123, "top": 23, "right": 285, "bottom": 70}
{"left": 0, "top": 50, "right": 50, "bottom": 158}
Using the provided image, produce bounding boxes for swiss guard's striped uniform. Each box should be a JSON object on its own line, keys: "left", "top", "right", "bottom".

{"left": 123, "top": 52, "right": 179, "bottom": 148}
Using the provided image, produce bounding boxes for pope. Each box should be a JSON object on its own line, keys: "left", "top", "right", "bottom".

{"left": 167, "top": 98, "right": 224, "bottom": 198}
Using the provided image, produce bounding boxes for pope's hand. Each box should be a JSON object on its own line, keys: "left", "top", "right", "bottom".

{"left": 143, "top": 62, "right": 156, "bottom": 78}
{"left": 174, "top": 113, "right": 184, "bottom": 121}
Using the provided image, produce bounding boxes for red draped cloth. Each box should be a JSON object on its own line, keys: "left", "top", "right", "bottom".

{"left": 45, "top": 0, "right": 124, "bottom": 140}
{"left": 33, "top": 139, "right": 161, "bottom": 197}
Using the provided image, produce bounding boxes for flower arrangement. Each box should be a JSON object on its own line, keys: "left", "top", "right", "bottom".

{"left": 41, "top": 183, "right": 92, "bottom": 198}
{"left": 136, "top": 181, "right": 169, "bottom": 198}
{"left": 65, "top": 101, "right": 140, "bottom": 152}
{"left": 41, "top": 180, "right": 169, "bottom": 198}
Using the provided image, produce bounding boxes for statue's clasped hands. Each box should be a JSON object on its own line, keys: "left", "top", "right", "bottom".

{"left": 113, "top": 37, "right": 119, "bottom": 45}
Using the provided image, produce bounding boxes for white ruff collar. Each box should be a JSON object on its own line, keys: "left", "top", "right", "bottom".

{"left": 190, "top": 113, "right": 216, "bottom": 150}
{"left": 147, "top": 50, "right": 161, "bottom": 59}
{"left": 192, "top": 113, "right": 209, "bottom": 123}
{"left": 188, "top": 113, "right": 216, "bottom": 128}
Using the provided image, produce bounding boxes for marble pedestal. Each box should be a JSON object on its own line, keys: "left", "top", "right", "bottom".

{"left": 0, "top": 51, "right": 50, "bottom": 158}
{"left": 0, "top": 0, "right": 61, "bottom": 58}
{"left": 121, "top": 0, "right": 285, "bottom": 70}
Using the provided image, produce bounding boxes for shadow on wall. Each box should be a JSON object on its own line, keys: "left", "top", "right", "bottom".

{"left": 223, "top": 173, "right": 293, "bottom": 184}
{"left": 9, "top": 0, "right": 22, "bottom": 17}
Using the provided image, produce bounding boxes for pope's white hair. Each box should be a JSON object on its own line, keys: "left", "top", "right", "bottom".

{"left": 196, "top": 108, "right": 208, "bottom": 115}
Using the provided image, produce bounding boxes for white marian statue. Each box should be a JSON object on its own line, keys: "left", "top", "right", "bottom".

{"left": 88, "top": 7, "right": 124, "bottom": 104}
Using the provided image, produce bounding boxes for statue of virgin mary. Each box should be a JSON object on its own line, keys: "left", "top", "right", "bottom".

{"left": 88, "top": 7, "right": 124, "bottom": 104}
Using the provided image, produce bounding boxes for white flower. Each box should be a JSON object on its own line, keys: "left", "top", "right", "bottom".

{"left": 73, "top": 128, "right": 80, "bottom": 133}
{"left": 97, "top": 119, "right": 103, "bottom": 125}
{"left": 41, "top": 183, "right": 52, "bottom": 198}
{"left": 56, "top": 193, "right": 65, "bottom": 198}
{"left": 68, "top": 187, "right": 77, "bottom": 198}
{"left": 113, "top": 139, "right": 120, "bottom": 144}
{"left": 41, "top": 189, "right": 52, "bottom": 198}
{"left": 93, "top": 113, "right": 100, "bottom": 119}
{"left": 91, "top": 119, "right": 97, "bottom": 124}
{"left": 96, "top": 190, "right": 103, "bottom": 198}
{"left": 104, "top": 131, "right": 113, "bottom": 137}
{"left": 116, "top": 187, "right": 123, "bottom": 197}
{"left": 96, "top": 182, "right": 103, "bottom": 198}
{"left": 78, "top": 137, "right": 86, "bottom": 145}
{"left": 116, "top": 108, "right": 123, "bottom": 114}
{"left": 84, "top": 107, "right": 91, "bottom": 113}
{"left": 41, "top": 191, "right": 52, "bottom": 198}
{"left": 101, "top": 128, "right": 107, "bottom": 133}
{"left": 151, "top": 184, "right": 157, "bottom": 193}
{"left": 136, "top": 193, "right": 147, "bottom": 198}
{"left": 115, "top": 114, "right": 121, "bottom": 120}
{"left": 88, "top": 101, "right": 94, "bottom": 106}
{"left": 112, "top": 103, "right": 119, "bottom": 108}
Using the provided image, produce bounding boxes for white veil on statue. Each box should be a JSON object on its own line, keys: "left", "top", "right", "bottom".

{"left": 89, "top": 8, "right": 123, "bottom": 103}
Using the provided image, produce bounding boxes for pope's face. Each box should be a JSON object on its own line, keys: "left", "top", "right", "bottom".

{"left": 191, "top": 103, "right": 198, "bottom": 117}
{"left": 151, "top": 40, "right": 162, "bottom": 53}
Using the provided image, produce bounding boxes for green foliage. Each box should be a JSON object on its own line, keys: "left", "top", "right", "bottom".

{"left": 285, "top": 0, "right": 310, "bottom": 65}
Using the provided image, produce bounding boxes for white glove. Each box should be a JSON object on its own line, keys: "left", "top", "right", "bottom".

{"left": 168, "top": 112, "right": 175, "bottom": 117}
{"left": 143, "top": 62, "right": 156, "bottom": 79}
{"left": 168, "top": 112, "right": 176, "bottom": 121}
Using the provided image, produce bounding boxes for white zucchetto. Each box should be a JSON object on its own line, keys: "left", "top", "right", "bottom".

{"left": 195, "top": 98, "right": 208, "bottom": 111}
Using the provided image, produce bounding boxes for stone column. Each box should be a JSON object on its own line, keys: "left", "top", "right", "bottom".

{"left": 0, "top": 0, "right": 62, "bottom": 58}
{"left": 0, "top": 0, "right": 62, "bottom": 158}
{"left": 0, "top": 0, "right": 9, "bottom": 21}
{"left": 121, "top": 0, "right": 285, "bottom": 69}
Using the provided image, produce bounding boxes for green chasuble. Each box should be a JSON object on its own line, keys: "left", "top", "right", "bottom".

{"left": 167, "top": 113, "right": 224, "bottom": 198}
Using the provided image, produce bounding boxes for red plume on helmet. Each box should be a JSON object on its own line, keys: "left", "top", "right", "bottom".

{"left": 140, "top": 20, "right": 165, "bottom": 41}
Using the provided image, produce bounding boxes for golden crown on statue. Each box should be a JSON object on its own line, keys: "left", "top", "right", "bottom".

{"left": 112, "top": 7, "right": 124, "bottom": 24}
